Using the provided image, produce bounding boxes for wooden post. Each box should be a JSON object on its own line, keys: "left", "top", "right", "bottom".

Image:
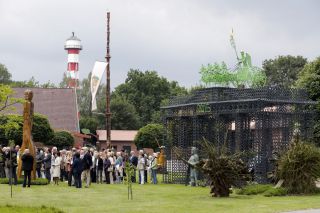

{"left": 105, "top": 12, "right": 112, "bottom": 148}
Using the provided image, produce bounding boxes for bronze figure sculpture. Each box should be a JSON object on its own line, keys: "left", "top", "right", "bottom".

{"left": 17, "top": 90, "right": 36, "bottom": 179}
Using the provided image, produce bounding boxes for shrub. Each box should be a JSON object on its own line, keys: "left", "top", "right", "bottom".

{"left": 236, "top": 184, "right": 273, "bottom": 195}
{"left": 263, "top": 187, "right": 288, "bottom": 197}
{"left": 134, "top": 123, "right": 164, "bottom": 151}
{"left": 0, "top": 178, "right": 49, "bottom": 185}
{"left": 0, "top": 113, "right": 54, "bottom": 146}
{"left": 276, "top": 139, "right": 320, "bottom": 194}
{"left": 47, "top": 131, "right": 74, "bottom": 149}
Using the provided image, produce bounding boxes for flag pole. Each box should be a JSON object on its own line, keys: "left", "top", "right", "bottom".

{"left": 105, "top": 11, "right": 112, "bottom": 149}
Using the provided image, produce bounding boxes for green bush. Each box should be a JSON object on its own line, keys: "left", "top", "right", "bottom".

{"left": 0, "top": 113, "right": 54, "bottom": 146}
{"left": 47, "top": 131, "right": 74, "bottom": 149}
{"left": 0, "top": 178, "right": 49, "bottom": 185}
{"left": 0, "top": 205, "right": 65, "bottom": 213}
{"left": 263, "top": 187, "right": 288, "bottom": 197}
{"left": 134, "top": 123, "right": 164, "bottom": 151}
{"left": 276, "top": 139, "right": 320, "bottom": 194}
{"left": 236, "top": 184, "right": 273, "bottom": 195}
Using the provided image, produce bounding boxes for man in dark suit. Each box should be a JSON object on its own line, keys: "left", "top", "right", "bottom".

{"left": 129, "top": 151, "right": 138, "bottom": 183}
{"left": 21, "top": 149, "right": 34, "bottom": 188}
{"left": 72, "top": 152, "right": 83, "bottom": 188}
{"left": 81, "top": 147, "right": 92, "bottom": 188}
{"left": 5, "top": 147, "right": 18, "bottom": 185}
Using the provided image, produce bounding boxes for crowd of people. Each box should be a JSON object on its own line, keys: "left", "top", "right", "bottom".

{"left": 0, "top": 145, "right": 159, "bottom": 188}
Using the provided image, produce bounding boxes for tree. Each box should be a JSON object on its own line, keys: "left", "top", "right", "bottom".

{"left": 296, "top": 57, "right": 320, "bottom": 143}
{"left": 113, "top": 70, "right": 187, "bottom": 126}
{"left": 10, "top": 77, "right": 40, "bottom": 88}
{"left": 40, "top": 81, "right": 56, "bottom": 88}
{"left": 32, "top": 114, "right": 54, "bottom": 143}
{"left": 77, "top": 73, "right": 92, "bottom": 116}
{"left": 296, "top": 57, "right": 320, "bottom": 100}
{"left": 0, "top": 84, "right": 22, "bottom": 113}
{"left": 263, "top": 55, "right": 307, "bottom": 88}
{"left": 134, "top": 123, "right": 164, "bottom": 151}
{"left": 9, "top": 76, "right": 57, "bottom": 88}
{"left": 0, "top": 64, "right": 12, "bottom": 84}
{"left": 75, "top": 72, "right": 106, "bottom": 129}
{"left": 59, "top": 73, "right": 72, "bottom": 88}
{"left": 72, "top": 70, "right": 186, "bottom": 130}
{"left": 80, "top": 116, "right": 99, "bottom": 134}
{"left": 111, "top": 96, "right": 141, "bottom": 130}
{"left": 47, "top": 131, "right": 74, "bottom": 149}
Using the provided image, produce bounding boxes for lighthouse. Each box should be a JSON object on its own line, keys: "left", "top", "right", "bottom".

{"left": 64, "top": 32, "right": 82, "bottom": 88}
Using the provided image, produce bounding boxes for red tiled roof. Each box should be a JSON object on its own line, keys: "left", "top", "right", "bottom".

{"left": 7, "top": 88, "right": 78, "bottom": 132}
{"left": 96, "top": 130, "right": 138, "bottom": 141}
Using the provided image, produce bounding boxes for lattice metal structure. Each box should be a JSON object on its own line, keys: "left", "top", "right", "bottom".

{"left": 161, "top": 87, "right": 316, "bottom": 184}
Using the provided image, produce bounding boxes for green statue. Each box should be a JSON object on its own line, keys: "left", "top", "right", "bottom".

{"left": 200, "top": 30, "right": 266, "bottom": 88}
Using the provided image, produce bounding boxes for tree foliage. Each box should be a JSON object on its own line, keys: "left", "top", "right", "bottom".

{"left": 75, "top": 72, "right": 106, "bottom": 129}
{"left": 0, "top": 113, "right": 54, "bottom": 146}
{"left": 296, "top": 57, "right": 320, "bottom": 144}
{"left": 0, "top": 64, "right": 12, "bottom": 84}
{"left": 113, "top": 70, "right": 187, "bottom": 126}
{"left": 134, "top": 123, "right": 164, "bottom": 151}
{"left": 296, "top": 57, "right": 320, "bottom": 100}
{"left": 77, "top": 73, "right": 92, "bottom": 116}
{"left": 0, "top": 84, "right": 23, "bottom": 112}
{"left": 32, "top": 114, "right": 54, "bottom": 143}
{"left": 110, "top": 96, "right": 141, "bottom": 130}
{"left": 262, "top": 55, "right": 307, "bottom": 88}
{"left": 59, "top": 72, "right": 72, "bottom": 88}
{"left": 47, "top": 131, "right": 74, "bottom": 149}
{"left": 63, "top": 70, "right": 186, "bottom": 131}
{"left": 276, "top": 138, "right": 320, "bottom": 194}
{"left": 9, "top": 76, "right": 56, "bottom": 88}
{"left": 80, "top": 116, "right": 99, "bottom": 134}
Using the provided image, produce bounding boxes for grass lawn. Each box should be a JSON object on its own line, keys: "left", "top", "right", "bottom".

{"left": 1, "top": 183, "right": 320, "bottom": 213}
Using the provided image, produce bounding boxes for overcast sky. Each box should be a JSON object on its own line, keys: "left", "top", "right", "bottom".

{"left": 0, "top": 0, "right": 319, "bottom": 89}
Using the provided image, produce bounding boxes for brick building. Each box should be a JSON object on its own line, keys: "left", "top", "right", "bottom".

{"left": 96, "top": 130, "right": 138, "bottom": 152}
{"left": 6, "top": 88, "right": 84, "bottom": 145}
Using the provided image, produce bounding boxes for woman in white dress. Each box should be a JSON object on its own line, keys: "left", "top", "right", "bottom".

{"left": 52, "top": 152, "right": 62, "bottom": 185}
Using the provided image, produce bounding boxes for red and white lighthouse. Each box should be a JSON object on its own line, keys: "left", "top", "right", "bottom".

{"left": 64, "top": 32, "right": 82, "bottom": 88}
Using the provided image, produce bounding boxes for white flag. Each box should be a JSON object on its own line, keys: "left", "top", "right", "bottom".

{"left": 90, "top": 61, "right": 107, "bottom": 111}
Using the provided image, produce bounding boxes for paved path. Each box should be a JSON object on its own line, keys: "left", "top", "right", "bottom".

{"left": 282, "top": 210, "right": 320, "bottom": 213}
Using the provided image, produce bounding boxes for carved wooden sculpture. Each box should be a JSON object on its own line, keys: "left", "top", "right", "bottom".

{"left": 17, "top": 90, "right": 36, "bottom": 179}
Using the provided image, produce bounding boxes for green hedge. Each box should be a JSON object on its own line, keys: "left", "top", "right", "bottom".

{"left": 236, "top": 184, "right": 273, "bottom": 195}
{"left": 0, "top": 178, "right": 49, "bottom": 185}
{"left": 236, "top": 184, "right": 288, "bottom": 197}
{"left": 0, "top": 205, "right": 65, "bottom": 213}
{"left": 263, "top": 187, "right": 288, "bottom": 197}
